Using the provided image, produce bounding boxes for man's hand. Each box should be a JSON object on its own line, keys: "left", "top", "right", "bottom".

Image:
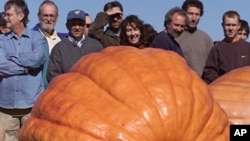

{"left": 105, "top": 7, "right": 122, "bottom": 16}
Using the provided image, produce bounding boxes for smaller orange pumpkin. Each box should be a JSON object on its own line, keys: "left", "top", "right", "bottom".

{"left": 208, "top": 66, "right": 250, "bottom": 124}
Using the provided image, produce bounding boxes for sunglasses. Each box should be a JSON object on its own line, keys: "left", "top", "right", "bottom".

{"left": 86, "top": 24, "right": 90, "bottom": 28}
{"left": 68, "top": 21, "right": 85, "bottom": 27}
{"left": 109, "top": 13, "right": 123, "bottom": 19}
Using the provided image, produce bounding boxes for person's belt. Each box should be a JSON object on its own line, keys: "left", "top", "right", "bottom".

{"left": 0, "top": 107, "right": 32, "bottom": 116}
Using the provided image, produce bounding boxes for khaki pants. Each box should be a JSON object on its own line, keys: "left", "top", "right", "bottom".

{"left": 0, "top": 108, "right": 31, "bottom": 141}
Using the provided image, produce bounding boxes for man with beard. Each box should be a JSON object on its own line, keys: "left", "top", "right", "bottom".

{"left": 47, "top": 10, "right": 103, "bottom": 82}
{"left": 88, "top": 1, "right": 123, "bottom": 48}
{"left": 176, "top": 0, "right": 214, "bottom": 76}
{"left": 32, "top": 0, "right": 67, "bottom": 54}
{"left": 32, "top": 0, "right": 67, "bottom": 87}
{"left": 151, "top": 7, "right": 188, "bottom": 56}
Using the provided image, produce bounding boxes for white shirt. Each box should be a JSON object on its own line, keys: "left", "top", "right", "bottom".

{"left": 39, "top": 29, "right": 61, "bottom": 54}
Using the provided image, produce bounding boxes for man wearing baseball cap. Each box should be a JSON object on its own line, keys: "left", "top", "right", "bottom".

{"left": 88, "top": 1, "right": 124, "bottom": 48}
{"left": 47, "top": 9, "right": 103, "bottom": 82}
{"left": 0, "top": 12, "right": 11, "bottom": 34}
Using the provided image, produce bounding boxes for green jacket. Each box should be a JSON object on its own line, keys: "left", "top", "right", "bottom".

{"left": 88, "top": 12, "right": 120, "bottom": 48}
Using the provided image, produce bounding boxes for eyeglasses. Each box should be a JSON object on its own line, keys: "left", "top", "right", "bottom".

{"left": 86, "top": 24, "right": 90, "bottom": 28}
{"left": 41, "top": 14, "right": 56, "bottom": 19}
{"left": 0, "top": 23, "right": 7, "bottom": 27}
{"left": 68, "top": 21, "right": 85, "bottom": 27}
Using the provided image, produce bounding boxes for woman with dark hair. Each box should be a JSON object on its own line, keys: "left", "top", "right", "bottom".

{"left": 120, "top": 15, "right": 157, "bottom": 48}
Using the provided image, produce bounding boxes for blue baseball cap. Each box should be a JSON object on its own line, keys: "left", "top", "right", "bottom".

{"left": 0, "top": 12, "right": 5, "bottom": 25}
{"left": 67, "top": 10, "right": 86, "bottom": 21}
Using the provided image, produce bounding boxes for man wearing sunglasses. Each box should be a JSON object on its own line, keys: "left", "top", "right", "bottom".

{"left": 88, "top": 1, "right": 124, "bottom": 48}
{"left": 0, "top": 12, "right": 11, "bottom": 34}
{"left": 84, "top": 13, "right": 92, "bottom": 36}
{"left": 47, "top": 9, "right": 103, "bottom": 82}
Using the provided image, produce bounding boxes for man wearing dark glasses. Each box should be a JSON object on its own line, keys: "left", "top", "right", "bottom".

{"left": 88, "top": 1, "right": 124, "bottom": 48}
{"left": 84, "top": 13, "right": 92, "bottom": 36}
{"left": 47, "top": 9, "right": 103, "bottom": 82}
{"left": 0, "top": 12, "right": 11, "bottom": 34}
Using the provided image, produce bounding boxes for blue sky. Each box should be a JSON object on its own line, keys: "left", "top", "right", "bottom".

{"left": 1, "top": 0, "right": 250, "bottom": 42}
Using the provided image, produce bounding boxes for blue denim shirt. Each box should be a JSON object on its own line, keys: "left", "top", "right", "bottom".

{"left": 0, "top": 28, "right": 49, "bottom": 109}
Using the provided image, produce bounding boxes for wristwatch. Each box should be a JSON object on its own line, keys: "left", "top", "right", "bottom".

{"left": 24, "top": 68, "right": 29, "bottom": 74}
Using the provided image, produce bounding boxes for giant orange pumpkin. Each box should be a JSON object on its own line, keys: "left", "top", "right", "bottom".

{"left": 208, "top": 66, "right": 250, "bottom": 124}
{"left": 19, "top": 46, "right": 229, "bottom": 141}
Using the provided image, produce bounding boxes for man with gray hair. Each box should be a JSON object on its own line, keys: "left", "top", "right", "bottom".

{"left": 0, "top": 0, "right": 48, "bottom": 140}
{"left": 32, "top": 0, "right": 67, "bottom": 88}
{"left": 151, "top": 7, "right": 188, "bottom": 56}
{"left": 32, "top": 0, "right": 67, "bottom": 53}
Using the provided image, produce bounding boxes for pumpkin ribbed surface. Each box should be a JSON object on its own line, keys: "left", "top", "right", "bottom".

{"left": 209, "top": 66, "right": 250, "bottom": 124}
{"left": 19, "top": 46, "right": 229, "bottom": 141}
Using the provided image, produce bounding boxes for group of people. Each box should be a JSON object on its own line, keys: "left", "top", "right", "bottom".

{"left": 0, "top": 0, "right": 250, "bottom": 140}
